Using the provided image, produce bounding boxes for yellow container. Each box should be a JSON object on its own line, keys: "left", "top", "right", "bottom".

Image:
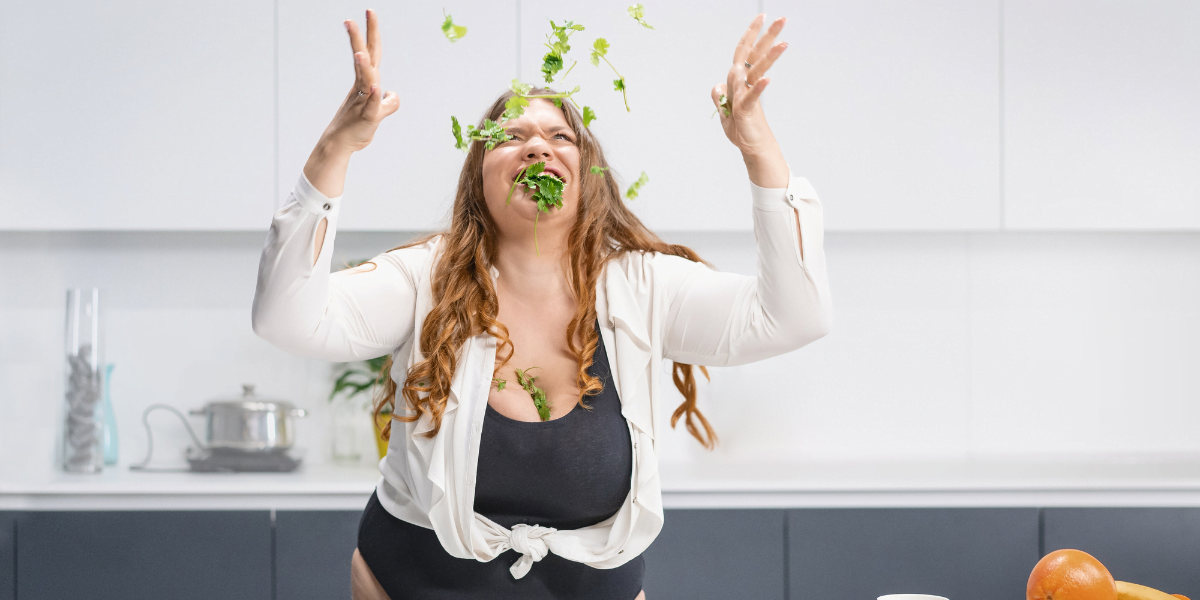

{"left": 373, "top": 409, "right": 391, "bottom": 459}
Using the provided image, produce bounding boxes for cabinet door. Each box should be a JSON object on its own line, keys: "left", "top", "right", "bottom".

{"left": 0, "top": 0, "right": 275, "bottom": 230}
{"left": 277, "top": 0, "right": 518, "bottom": 231}
{"left": 275, "top": 510, "right": 362, "bottom": 600}
{"left": 788, "top": 508, "right": 1039, "bottom": 600}
{"left": 0, "top": 513, "right": 12, "bottom": 600}
{"left": 642, "top": 509, "right": 786, "bottom": 600}
{"left": 1044, "top": 508, "right": 1200, "bottom": 594}
{"left": 519, "top": 0, "right": 760, "bottom": 231}
{"left": 1004, "top": 1, "right": 1200, "bottom": 229}
{"left": 16, "top": 511, "right": 271, "bottom": 600}
{"left": 765, "top": 0, "right": 1002, "bottom": 230}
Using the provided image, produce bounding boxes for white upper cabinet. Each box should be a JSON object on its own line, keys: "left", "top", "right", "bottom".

{"left": 0, "top": 0, "right": 275, "bottom": 230}
{"left": 519, "top": 0, "right": 760, "bottom": 231}
{"left": 765, "top": 0, "right": 1002, "bottom": 230}
{"left": 1003, "top": 1, "right": 1200, "bottom": 230}
{"left": 277, "top": 1, "right": 517, "bottom": 232}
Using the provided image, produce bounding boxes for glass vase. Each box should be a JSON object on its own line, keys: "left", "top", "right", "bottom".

{"left": 63, "top": 287, "right": 103, "bottom": 473}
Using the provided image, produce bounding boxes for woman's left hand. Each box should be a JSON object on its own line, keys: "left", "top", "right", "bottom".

{"left": 713, "top": 14, "right": 788, "bottom": 156}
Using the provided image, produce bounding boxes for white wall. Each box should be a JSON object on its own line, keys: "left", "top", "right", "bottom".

{"left": 2, "top": 0, "right": 1198, "bottom": 478}
{"left": 4, "top": 228, "right": 1200, "bottom": 476}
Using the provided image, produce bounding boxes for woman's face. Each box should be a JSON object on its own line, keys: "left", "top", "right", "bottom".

{"left": 480, "top": 99, "right": 582, "bottom": 242}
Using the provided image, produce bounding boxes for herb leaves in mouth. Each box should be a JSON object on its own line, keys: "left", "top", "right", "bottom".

{"left": 505, "top": 161, "right": 566, "bottom": 256}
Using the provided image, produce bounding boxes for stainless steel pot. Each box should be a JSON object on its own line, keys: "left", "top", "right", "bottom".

{"left": 189, "top": 384, "right": 307, "bottom": 451}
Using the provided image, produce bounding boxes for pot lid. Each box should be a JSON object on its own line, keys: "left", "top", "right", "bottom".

{"left": 206, "top": 384, "right": 294, "bottom": 409}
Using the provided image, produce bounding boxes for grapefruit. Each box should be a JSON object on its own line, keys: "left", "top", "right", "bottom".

{"left": 1027, "top": 549, "right": 1117, "bottom": 600}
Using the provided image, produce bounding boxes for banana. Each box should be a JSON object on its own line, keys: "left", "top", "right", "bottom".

{"left": 1117, "top": 581, "right": 1177, "bottom": 600}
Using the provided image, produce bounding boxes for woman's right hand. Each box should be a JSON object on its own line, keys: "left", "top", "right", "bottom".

{"left": 320, "top": 9, "right": 400, "bottom": 153}
{"left": 304, "top": 9, "right": 399, "bottom": 199}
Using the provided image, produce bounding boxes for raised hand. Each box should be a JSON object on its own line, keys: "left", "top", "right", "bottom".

{"left": 320, "top": 9, "right": 400, "bottom": 153}
{"left": 710, "top": 14, "right": 790, "bottom": 188}
{"left": 711, "top": 14, "right": 788, "bottom": 156}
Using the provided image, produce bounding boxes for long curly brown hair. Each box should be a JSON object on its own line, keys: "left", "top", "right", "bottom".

{"left": 368, "top": 87, "right": 718, "bottom": 449}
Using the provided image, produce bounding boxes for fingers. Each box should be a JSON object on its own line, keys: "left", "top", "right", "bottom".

{"left": 747, "top": 41, "right": 787, "bottom": 85}
{"left": 733, "top": 13, "right": 765, "bottom": 66}
{"left": 361, "top": 85, "right": 401, "bottom": 120}
{"left": 345, "top": 19, "right": 367, "bottom": 57}
{"left": 364, "top": 9, "right": 382, "bottom": 68}
{"left": 743, "top": 77, "right": 770, "bottom": 106}
{"left": 364, "top": 83, "right": 382, "bottom": 112}
{"left": 380, "top": 90, "right": 401, "bottom": 118}
{"left": 751, "top": 17, "right": 786, "bottom": 62}
{"left": 352, "top": 50, "right": 373, "bottom": 94}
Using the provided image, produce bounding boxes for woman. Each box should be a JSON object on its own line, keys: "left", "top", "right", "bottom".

{"left": 252, "top": 9, "right": 831, "bottom": 600}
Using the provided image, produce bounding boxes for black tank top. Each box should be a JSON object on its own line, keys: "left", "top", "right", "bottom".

{"left": 356, "top": 320, "right": 645, "bottom": 600}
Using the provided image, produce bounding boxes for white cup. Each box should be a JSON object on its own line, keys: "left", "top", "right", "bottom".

{"left": 879, "top": 595, "right": 949, "bottom": 600}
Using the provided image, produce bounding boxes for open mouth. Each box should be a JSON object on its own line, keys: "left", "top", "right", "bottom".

{"left": 510, "top": 164, "right": 567, "bottom": 184}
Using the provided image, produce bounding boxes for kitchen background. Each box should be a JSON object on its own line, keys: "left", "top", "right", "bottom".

{"left": 3, "top": 0, "right": 1198, "bottom": 477}
{"left": 0, "top": 0, "right": 1198, "bottom": 598}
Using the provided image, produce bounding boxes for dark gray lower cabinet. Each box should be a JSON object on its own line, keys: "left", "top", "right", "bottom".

{"left": 10, "top": 506, "right": 1200, "bottom": 599}
{"left": 1, "top": 513, "right": 14, "bottom": 600}
{"left": 642, "top": 509, "right": 786, "bottom": 600}
{"left": 274, "top": 510, "right": 362, "bottom": 600}
{"left": 788, "top": 508, "right": 1039, "bottom": 600}
{"left": 15, "top": 511, "right": 271, "bottom": 600}
{"left": 1043, "top": 507, "right": 1200, "bottom": 596}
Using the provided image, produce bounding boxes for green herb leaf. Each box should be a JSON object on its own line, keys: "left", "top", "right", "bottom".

{"left": 627, "top": 4, "right": 656, "bottom": 29}
{"left": 502, "top": 94, "right": 530, "bottom": 121}
{"left": 510, "top": 79, "right": 533, "bottom": 96}
{"left": 509, "top": 161, "right": 565, "bottom": 255}
{"left": 451, "top": 117, "right": 512, "bottom": 152}
{"left": 541, "top": 20, "right": 585, "bottom": 84}
{"left": 582, "top": 105, "right": 597, "bottom": 127}
{"left": 589, "top": 165, "right": 608, "bottom": 174}
{"left": 541, "top": 52, "right": 564, "bottom": 82}
{"left": 626, "top": 171, "right": 649, "bottom": 200}
{"left": 613, "top": 78, "right": 626, "bottom": 92}
{"left": 451, "top": 116, "right": 466, "bottom": 150}
{"left": 441, "top": 10, "right": 468, "bottom": 42}
{"left": 515, "top": 367, "right": 552, "bottom": 421}
{"left": 492, "top": 377, "right": 506, "bottom": 390}
{"left": 711, "top": 93, "right": 731, "bottom": 119}
{"left": 590, "top": 38, "right": 609, "bottom": 67}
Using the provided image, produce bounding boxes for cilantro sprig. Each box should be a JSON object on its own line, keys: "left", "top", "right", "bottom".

{"left": 627, "top": 4, "right": 655, "bottom": 29}
{"left": 515, "top": 367, "right": 552, "bottom": 421}
{"left": 712, "top": 93, "right": 731, "bottom": 118}
{"left": 590, "top": 38, "right": 629, "bottom": 111}
{"left": 626, "top": 171, "right": 649, "bottom": 199}
{"left": 452, "top": 116, "right": 512, "bottom": 151}
{"left": 441, "top": 10, "right": 467, "bottom": 42}
{"left": 504, "top": 161, "right": 566, "bottom": 255}
{"left": 542, "top": 20, "right": 585, "bottom": 83}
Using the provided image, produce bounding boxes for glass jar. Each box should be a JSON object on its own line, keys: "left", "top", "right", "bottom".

{"left": 62, "top": 287, "right": 104, "bottom": 473}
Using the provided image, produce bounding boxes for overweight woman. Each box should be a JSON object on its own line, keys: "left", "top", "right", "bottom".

{"left": 252, "top": 9, "right": 831, "bottom": 600}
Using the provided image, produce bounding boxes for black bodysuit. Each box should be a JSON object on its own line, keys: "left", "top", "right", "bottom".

{"left": 357, "top": 320, "right": 645, "bottom": 599}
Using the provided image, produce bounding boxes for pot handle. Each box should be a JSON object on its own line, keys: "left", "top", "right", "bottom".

{"left": 188, "top": 409, "right": 206, "bottom": 417}
{"left": 289, "top": 408, "right": 308, "bottom": 418}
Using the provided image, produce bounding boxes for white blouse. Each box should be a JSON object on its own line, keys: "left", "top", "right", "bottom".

{"left": 252, "top": 168, "right": 832, "bottom": 578}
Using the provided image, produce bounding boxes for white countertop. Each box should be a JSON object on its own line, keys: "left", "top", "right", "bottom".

{"left": 6, "top": 455, "right": 1200, "bottom": 510}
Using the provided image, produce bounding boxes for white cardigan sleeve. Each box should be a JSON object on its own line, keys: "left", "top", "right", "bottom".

{"left": 659, "top": 170, "right": 832, "bottom": 366}
{"left": 251, "top": 173, "right": 419, "bottom": 362}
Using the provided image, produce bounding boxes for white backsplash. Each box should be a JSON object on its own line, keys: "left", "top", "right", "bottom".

{"left": 3, "top": 230, "right": 1200, "bottom": 479}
